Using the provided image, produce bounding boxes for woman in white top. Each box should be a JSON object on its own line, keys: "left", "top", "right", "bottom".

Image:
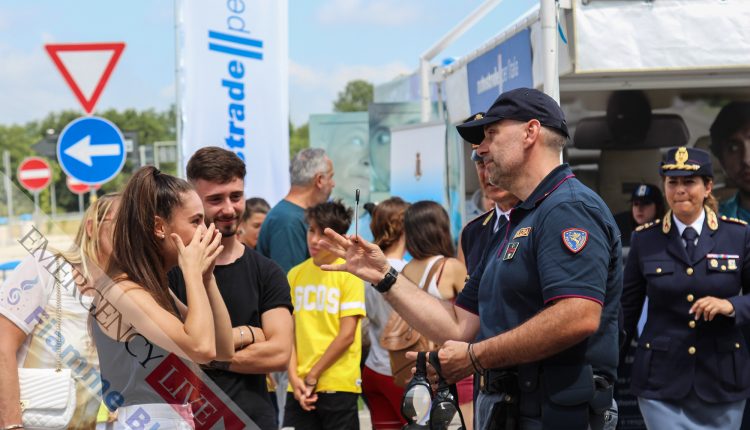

{"left": 363, "top": 197, "right": 410, "bottom": 429}
{"left": 0, "top": 193, "right": 120, "bottom": 430}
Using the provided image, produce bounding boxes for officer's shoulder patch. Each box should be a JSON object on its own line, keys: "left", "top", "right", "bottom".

{"left": 720, "top": 215, "right": 748, "bottom": 226}
{"left": 562, "top": 228, "right": 589, "bottom": 253}
{"left": 635, "top": 220, "right": 659, "bottom": 232}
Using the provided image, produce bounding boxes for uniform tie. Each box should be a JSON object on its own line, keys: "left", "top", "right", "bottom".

{"left": 682, "top": 227, "right": 698, "bottom": 259}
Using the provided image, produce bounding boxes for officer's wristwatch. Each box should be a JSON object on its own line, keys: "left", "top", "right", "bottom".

{"left": 372, "top": 266, "right": 398, "bottom": 293}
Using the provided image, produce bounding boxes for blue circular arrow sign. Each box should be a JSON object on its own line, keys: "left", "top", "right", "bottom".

{"left": 57, "top": 116, "right": 126, "bottom": 185}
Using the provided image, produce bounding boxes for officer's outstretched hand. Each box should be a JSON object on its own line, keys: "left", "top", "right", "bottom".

{"left": 690, "top": 296, "right": 735, "bottom": 321}
{"left": 319, "top": 228, "right": 389, "bottom": 285}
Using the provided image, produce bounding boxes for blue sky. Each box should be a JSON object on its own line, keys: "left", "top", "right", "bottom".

{"left": 0, "top": 0, "right": 536, "bottom": 127}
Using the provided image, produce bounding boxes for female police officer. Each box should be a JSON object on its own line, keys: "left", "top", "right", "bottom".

{"left": 621, "top": 146, "right": 750, "bottom": 429}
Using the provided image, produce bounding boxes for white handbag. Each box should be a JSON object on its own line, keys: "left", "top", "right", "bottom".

{"left": 18, "top": 281, "right": 77, "bottom": 430}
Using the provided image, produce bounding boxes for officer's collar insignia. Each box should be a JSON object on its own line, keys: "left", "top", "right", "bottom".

{"left": 513, "top": 227, "right": 532, "bottom": 239}
{"left": 661, "top": 147, "right": 700, "bottom": 171}
{"left": 562, "top": 228, "right": 588, "bottom": 253}
{"left": 662, "top": 211, "right": 672, "bottom": 234}
{"left": 706, "top": 206, "right": 718, "bottom": 231}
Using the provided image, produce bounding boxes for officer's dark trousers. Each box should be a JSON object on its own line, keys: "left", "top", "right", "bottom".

{"left": 475, "top": 392, "right": 618, "bottom": 430}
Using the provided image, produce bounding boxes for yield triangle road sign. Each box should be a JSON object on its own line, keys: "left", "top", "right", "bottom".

{"left": 45, "top": 42, "right": 126, "bottom": 114}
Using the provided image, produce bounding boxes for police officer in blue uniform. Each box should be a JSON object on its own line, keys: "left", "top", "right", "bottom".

{"left": 621, "top": 146, "right": 750, "bottom": 429}
{"left": 318, "top": 88, "right": 622, "bottom": 430}
{"left": 458, "top": 112, "right": 520, "bottom": 274}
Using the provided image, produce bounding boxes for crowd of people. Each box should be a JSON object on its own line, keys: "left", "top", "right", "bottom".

{"left": 2, "top": 93, "right": 750, "bottom": 430}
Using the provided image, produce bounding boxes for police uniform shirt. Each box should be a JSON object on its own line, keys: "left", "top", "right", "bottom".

{"left": 455, "top": 164, "right": 623, "bottom": 381}
{"left": 621, "top": 208, "right": 750, "bottom": 403}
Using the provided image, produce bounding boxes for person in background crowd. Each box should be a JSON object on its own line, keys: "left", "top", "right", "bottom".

{"left": 256, "top": 147, "right": 335, "bottom": 420}
{"left": 613, "top": 183, "right": 665, "bottom": 247}
{"left": 257, "top": 148, "right": 335, "bottom": 273}
{"left": 170, "top": 147, "right": 293, "bottom": 429}
{"left": 238, "top": 197, "right": 270, "bottom": 249}
{"left": 710, "top": 101, "right": 750, "bottom": 222}
{"left": 0, "top": 194, "right": 119, "bottom": 430}
{"left": 93, "top": 166, "right": 234, "bottom": 428}
{"left": 621, "top": 147, "right": 750, "bottom": 430}
{"left": 457, "top": 143, "right": 520, "bottom": 274}
{"left": 320, "top": 88, "right": 622, "bottom": 429}
{"left": 285, "top": 200, "right": 365, "bottom": 430}
{"left": 401, "top": 201, "right": 472, "bottom": 427}
{"left": 710, "top": 100, "right": 750, "bottom": 430}
{"left": 362, "top": 197, "right": 410, "bottom": 430}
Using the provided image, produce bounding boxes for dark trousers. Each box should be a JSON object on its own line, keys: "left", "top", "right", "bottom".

{"left": 283, "top": 392, "right": 360, "bottom": 430}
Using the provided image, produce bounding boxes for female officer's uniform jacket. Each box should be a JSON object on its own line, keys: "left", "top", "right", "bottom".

{"left": 622, "top": 206, "right": 750, "bottom": 403}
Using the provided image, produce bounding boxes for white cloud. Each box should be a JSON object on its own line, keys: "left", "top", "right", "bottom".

{"left": 289, "top": 60, "right": 412, "bottom": 125}
{"left": 0, "top": 45, "right": 78, "bottom": 125}
{"left": 316, "top": 0, "right": 423, "bottom": 26}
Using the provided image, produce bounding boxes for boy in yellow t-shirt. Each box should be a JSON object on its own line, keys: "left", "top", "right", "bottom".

{"left": 284, "top": 200, "right": 366, "bottom": 430}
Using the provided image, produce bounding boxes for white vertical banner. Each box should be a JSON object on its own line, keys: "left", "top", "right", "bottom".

{"left": 177, "top": 0, "right": 289, "bottom": 205}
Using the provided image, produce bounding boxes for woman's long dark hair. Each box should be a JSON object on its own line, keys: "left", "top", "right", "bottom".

{"left": 404, "top": 200, "right": 455, "bottom": 259}
{"left": 107, "top": 166, "right": 193, "bottom": 314}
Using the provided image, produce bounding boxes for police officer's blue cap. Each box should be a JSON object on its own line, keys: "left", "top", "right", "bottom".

{"left": 660, "top": 146, "right": 713, "bottom": 177}
{"left": 456, "top": 88, "right": 569, "bottom": 145}
{"left": 631, "top": 183, "right": 662, "bottom": 203}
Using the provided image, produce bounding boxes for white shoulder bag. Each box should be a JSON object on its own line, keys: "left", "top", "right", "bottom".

{"left": 18, "top": 280, "right": 76, "bottom": 429}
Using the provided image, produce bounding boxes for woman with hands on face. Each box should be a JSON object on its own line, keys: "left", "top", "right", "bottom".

{"left": 92, "top": 166, "right": 234, "bottom": 429}
{"left": 621, "top": 147, "right": 750, "bottom": 430}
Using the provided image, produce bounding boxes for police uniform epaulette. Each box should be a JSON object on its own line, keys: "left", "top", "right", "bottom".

{"left": 720, "top": 215, "right": 748, "bottom": 225}
{"left": 635, "top": 218, "right": 661, "bottom": 232}
{"left": 465, "top": 208, "right": 495, "bottom": 228}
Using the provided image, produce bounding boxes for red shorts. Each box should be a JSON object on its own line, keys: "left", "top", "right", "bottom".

{"left": 362, "top": 365, "right": 407, "bottom": 430}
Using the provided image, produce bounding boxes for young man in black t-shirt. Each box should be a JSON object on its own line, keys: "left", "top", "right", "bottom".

{"left": 169, "top": 147, "right": 294, "bottom": 429}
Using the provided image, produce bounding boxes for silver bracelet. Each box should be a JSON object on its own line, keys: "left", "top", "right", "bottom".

{"left": 239, "top": 326, "right": 245, "bottom": 349}
{"left": 2, "top": 424, "right": 24, "bottom": 430}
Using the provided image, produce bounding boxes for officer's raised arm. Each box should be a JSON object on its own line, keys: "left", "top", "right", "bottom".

{"left": 319, "top": 229, "right": 481, "bottom": 345}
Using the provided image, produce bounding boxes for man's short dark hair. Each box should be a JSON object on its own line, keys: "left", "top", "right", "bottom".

{"left": 186, "top": 147, "right": 246, "bottom": 183}
{"left": 710, "top": 101, "right": 750, "bottom": 158}
{"left": 305, "top": 200, "right": 353, "bottom": 236}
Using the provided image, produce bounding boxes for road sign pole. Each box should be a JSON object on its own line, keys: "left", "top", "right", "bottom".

{"left": 78, "top": 193, "right": 84, "bottom": 214}
{"left": 50, "top": 180, "right": 57, "bottom": 218}
{"left": 3, "top": 151, "right": 13, "bottom": 245}
{"left": 33, "top": 191, "right": 39, "bottom": 220}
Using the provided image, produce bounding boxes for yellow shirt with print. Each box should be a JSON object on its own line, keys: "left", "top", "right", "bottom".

{"left": 287, "top": 257, "right": 366, "bottom": 393}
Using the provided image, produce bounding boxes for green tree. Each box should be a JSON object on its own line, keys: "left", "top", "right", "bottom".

{"left": 289, "top": 121, "right": 309, "bottom": 159}
{"left": 333, "top": 80, "right": 373, "bottom": 112}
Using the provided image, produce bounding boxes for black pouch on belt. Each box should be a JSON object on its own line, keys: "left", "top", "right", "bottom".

{"left": 482, "top": 370, "right": 520, "bottom": 430}
{"left": 540, "top": 364, "right": 594, "bottom": 430}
